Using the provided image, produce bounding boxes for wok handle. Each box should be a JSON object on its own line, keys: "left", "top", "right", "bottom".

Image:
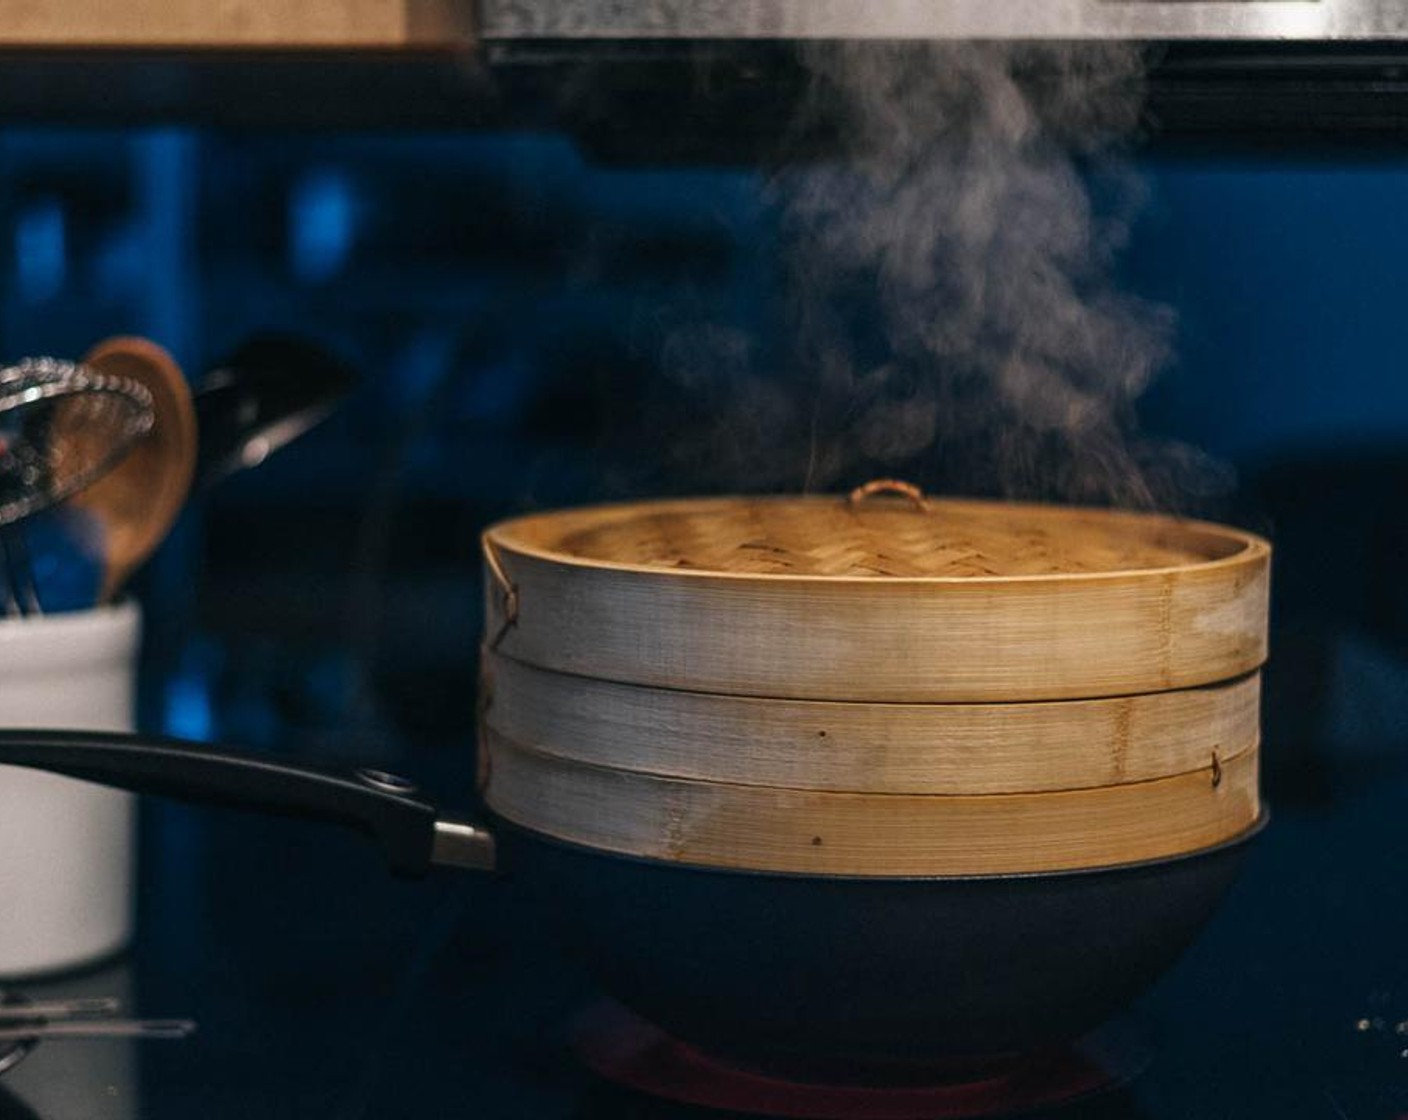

{"left": 0, "top": 729, "right": 495, "bottom": 877}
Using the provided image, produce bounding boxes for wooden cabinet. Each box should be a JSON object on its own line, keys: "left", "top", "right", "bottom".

{"left": 0, "top": 1, "right": 474, "bottom": 48}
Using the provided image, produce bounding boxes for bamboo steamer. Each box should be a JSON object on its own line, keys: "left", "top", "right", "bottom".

{"left": 481, "top": 485, "right": 1270, "bottom": 703}
{"left": 480, "top": 729, "right": 1260, "bottom": 877}
{"left": 482, "top": 650, "right": 1261, "bottom": 795}
{"left": 479, "top": 485, "right": 1270, "bottom": 876}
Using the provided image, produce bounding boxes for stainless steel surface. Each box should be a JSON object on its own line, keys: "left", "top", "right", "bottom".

{"left": 480, "top": 0, "right": 1408, "bottom": 41}
{"left": 0, "top": 1021, "right": 196, "bottom": 1042}
{"left": 431, "top": 818, "right": 497, "bottom": 871}
{"left": 0, "top": 991, "right": 193, "bottom": 1080}
{"left": 0, "top": 999, "right": 120, "bottom": 1023}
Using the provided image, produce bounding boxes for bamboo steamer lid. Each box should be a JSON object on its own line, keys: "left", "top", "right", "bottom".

{"left": 482, "top": 482, "right": 1271, "bottom": 703}
{"left": 481, "top": 729, "right": 1260, "bottom": 877}
{"left": 482, "top": 651, "right": 1259, "bottom": 795}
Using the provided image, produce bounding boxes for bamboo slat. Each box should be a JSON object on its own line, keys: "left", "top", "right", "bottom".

{"left": 483, "top": 652, "right": 1260, "bottom": 794}
{"left": 483, "top": 495, "right": 1271, "bottom": 702}
{"left": 481, "top": 731, "right": 1261, "bottom": 877}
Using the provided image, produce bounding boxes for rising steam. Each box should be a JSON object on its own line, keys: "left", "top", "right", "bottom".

{"left": 655, "top": 41, "right": 1227, "bottom": 511}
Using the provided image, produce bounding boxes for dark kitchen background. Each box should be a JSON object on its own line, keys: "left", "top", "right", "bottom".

{"left": 1, "top": 74, "right": 1407, "bottom": 1115}
{"left": 3, "top": 126, "right": 1399, "bottom": 802}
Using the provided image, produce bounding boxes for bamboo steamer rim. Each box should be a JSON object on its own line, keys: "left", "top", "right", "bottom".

{"left": 484, "top": 490, "right": 1270, "bottom": 585}
{"left": 482, "top": 484, "right": 1271, "bottom": 703}
{"left": 497, "top": 811, "right": 1272, "bottom": 883}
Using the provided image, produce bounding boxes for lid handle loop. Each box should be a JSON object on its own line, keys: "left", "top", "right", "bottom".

{"left": 847, "top": 479, "right": 930, "bottom": 512}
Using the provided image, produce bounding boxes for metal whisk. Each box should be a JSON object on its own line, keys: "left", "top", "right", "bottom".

{"left": 0, "top": 358, "right": 155, "bottom": 616}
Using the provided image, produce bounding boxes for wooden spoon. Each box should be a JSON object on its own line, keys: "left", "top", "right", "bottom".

{"left": 71, "top": 337, "right": 197, "bottom": 602}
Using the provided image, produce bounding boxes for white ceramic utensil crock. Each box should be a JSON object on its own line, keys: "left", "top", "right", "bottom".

{"left": 0, "top": 602, "right": 139, "bottom": 975}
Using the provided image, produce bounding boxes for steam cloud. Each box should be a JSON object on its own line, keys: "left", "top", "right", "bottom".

{"left": 655, "top": 41, "right": 1228, "bottom": 511}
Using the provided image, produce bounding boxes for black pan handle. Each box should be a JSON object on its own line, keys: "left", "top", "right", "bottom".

{"left": 0, "top": 730, "right": 495, "bottom": 877}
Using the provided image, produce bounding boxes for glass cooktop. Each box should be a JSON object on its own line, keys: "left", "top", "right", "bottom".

{"left": 0, "top": 755, "right": 1402, "bottom": 1120}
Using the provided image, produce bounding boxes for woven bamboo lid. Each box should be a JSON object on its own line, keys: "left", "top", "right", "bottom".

{"left": 482, "top": 483, "right": 1271, "bottom": 703}
{"left": 514, "top": 486, "right": 1235, "bottom": 579}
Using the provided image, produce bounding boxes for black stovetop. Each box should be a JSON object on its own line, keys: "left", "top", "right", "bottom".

{"left": 0, "top": 757, "right": 1403, "bottom": 1120}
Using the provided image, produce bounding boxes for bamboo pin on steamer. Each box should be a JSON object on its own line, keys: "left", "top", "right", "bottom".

{"left": 482, "top": 486, "right": 1271, "bottom": 704}
{"left": 482, "top": 652, "right": 1261, "bottom": 795}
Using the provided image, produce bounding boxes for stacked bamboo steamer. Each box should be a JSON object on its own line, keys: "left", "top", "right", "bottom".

{"left": 478, "top": 481, "right": 1270, "bottom": 878}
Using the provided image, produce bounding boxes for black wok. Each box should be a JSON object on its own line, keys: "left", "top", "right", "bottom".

{"left": 0, "top": 730, "right": 1262, "bottom": 1078}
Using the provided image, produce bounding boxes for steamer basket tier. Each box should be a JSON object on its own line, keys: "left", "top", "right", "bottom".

{"left": 483, "top": 651, "right": 1262, "bottom": 795}
{"left": 481, "top": 730, "right": 1261, "bottom": 877}
{"left": 481, "top": 495, "right": 1271, "bottom": 703}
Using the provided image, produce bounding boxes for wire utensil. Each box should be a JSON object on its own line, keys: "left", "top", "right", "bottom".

{"left": 0, "top": 357, "right": 155, "bottom": 616}
{"left": 0, "top": 992, "right": 195, "bottom": 1076}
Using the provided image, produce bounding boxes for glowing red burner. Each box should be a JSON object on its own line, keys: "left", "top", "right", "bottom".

{"left": 574, "top": 1002, "right": 1149, "bottom": 1119}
